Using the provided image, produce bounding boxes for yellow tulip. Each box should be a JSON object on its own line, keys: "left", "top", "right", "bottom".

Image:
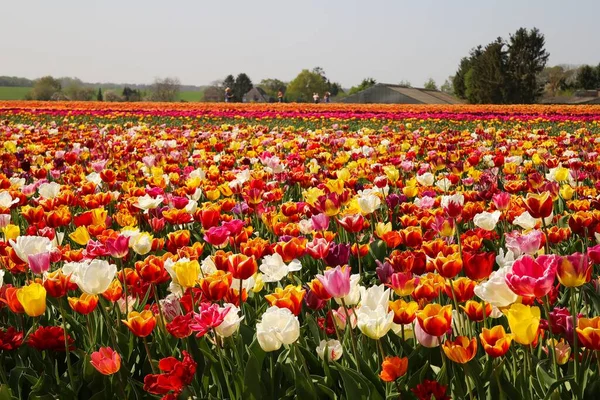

{"left": 505, "top": 303, "right": 540, "bottom": 345}
{"left": 69, "top": 226, "right": 91, "bottom": 246}
{"left": 16, "top": 283, "right": 47, "bottom": 317}
{"left": 554, "top": 167, "right": 569, "bottom": 182}
{"left": 383, "top": 166, "right": 400, "bottom": 183}
{"left": 2, "top": 224, "right": 20, "bottom": 241}
{"left": 173, "top": 260, "right": 200, "bottom": 289}
{"left": 560, "top": 185, "right": 574, "bottom": 200}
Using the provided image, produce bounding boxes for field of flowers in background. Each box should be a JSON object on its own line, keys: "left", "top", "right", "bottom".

{"left": 1, "top": 101, "right": 600, "bottom": 399}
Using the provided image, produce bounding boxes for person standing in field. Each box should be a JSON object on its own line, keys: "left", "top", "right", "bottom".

{"left": 225, "top": 87, "right": 234, "bottom": 103}
{"left": 323, "top": 92, "right": 330, "bottom": 103}
{"left": 278, "top": 90, "right": 284, "bottom": 103}
{"left": 313, "top": 93, "right": 320, "bottom": 104}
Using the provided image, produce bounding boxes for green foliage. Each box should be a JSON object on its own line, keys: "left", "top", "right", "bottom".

{"left": 234, "top": 73, "right": 253, "bottom": 102}
{"left": 348, "top": 78, "right": 376, "bottom": 95}
{"left": 423, "top": 78, "right": 437, "bottom": 90}
{"left": 149, "top": 77, "right": 180, "bottom": 102}
{"left": 96, "top": 88, "right": 103, "bottom": 102}
{"left": 0, "top": 86, "right": 32, "bottom": 100}
{"left": 31, "top": 76, "right": 62, "bottom": 101}
{"left": 122, "top": 87, "right": 142, "bottom": 102}
{"left": 258, "top": 78, "right": 287, "bottom": 99}
{"left": 398, "top": 80, "right": 412, "bottom": 87}
{"left": 455, "top": 27, "right": 549, "bottom": 103}
{"left": 286, "top": 69, "right": 329, "bottom": 102}
{"left": 440, "top": 77, "right": 454, "bottom": 94}
{"left": 576, "top": 65, "right": 599, "bottom": 90}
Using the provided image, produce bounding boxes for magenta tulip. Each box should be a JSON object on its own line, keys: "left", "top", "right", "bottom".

{"left": 28, "top": 252, "right": 51, "bottom": 274}
{"left": 505, "top": 254, "right": 559, "bottom": 298}
{"left": 106, "top": 235, "right": 130, "bottom": 259}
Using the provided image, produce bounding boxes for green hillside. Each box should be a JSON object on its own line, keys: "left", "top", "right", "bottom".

{"left": 0, "top": 86, "right": 31, "bottom": 100}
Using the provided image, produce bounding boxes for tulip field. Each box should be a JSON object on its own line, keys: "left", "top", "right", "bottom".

{"left": 2, "top": 101, "right": 600, "bottom": 399}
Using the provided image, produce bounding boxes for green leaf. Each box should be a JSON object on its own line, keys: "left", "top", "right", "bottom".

{"left": 243, "top": 352, "right": 262, "bottom": 400}
{"left": 542, "top": 375, "right": 574, "bottom": 400}
{"left": 357, "top": 357, "right": 386, "bottom": 398}
{"left": 0, "top": 384, "right": 14, "bottom": 400}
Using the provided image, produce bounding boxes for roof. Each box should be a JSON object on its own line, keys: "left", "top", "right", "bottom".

{"left": 339, "top": 83, "right": 463, "bottom": 104}
{"left": 539, "top": 96, "right": 600, "bottom": 105}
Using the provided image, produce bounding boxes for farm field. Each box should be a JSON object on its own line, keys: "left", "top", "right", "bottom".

{"left": 0, "top": 87, "right": 31, "bottom": 100}
{"left": 1, "top": 101, "right": 600, "bottom": 399}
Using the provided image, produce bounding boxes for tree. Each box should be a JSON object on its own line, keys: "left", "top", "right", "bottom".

{"left": 31, "top": 76, "right": 62, "bottom": 101}
{"left": 576, "top": 65, "right": 598, "bottom": 90}
{"left": 348, "top": 78, "right": 376, "bottom": 95}
{"left": 65, "top": 83, "right": 95, "bottom": 101}
{"left": 103, "top": 90, "right": 123, "bottom": 102}
{"left": 122, "top": 87, "right": 142, "bottom": 102}
{"left": 234, "top": 73, "right": 253, "bottom": 102}
{"left": 258, "top": 79, "right": 287, "bottom": 99}
{"left": 286, "top": 69, "right": 329, "bottom": 102}
{"left": 465, "top": 38, "right": 507, "bottom": 104}
{"left": 223, "top": 75, "right": 235, "bottom": 91}
{"left": 453, "top": 46, "right": 483, "bottom": 99}
{"left": 398, "top": 80, "right": 412, "bottom": 87}
{"left": 505, "top": 27, "right": 549, "bottom": 103}
{"left": 423, "top": 78, "right": 438, "bottom": 90}
{"left": 97, "top": 88, "right": 103, "bottom": 101}
{"left": 149, "top": 77, "right": 180, "bottom": 102}
{"left": 440, "top": 77, "right": 454, "bottom": 94}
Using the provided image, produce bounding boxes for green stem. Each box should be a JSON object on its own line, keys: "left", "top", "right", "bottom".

{"left": 58, "top": 302, "right": 76, "bottom": 392}
{"left": 463, "top": 365, "right": 474, "bottom": 400}
{"left": 340, "top": 298, "right": 360, "bottom": 373}
{"left": 214, "top": 330, "right": 235, "bottom": 399}
{"left": 142, "top": 337, "right": 157, "bottom": 374}
{"left": 542, "top": 296, "right": 560, "bottom": 385}
{"left": 570, "top": 287, "right": 579, "bottom": 397}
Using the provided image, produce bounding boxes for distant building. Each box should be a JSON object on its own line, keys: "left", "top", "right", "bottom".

{"left": 540, "top": 90, "right": 600, "bottom": 105}
{"left": 244, "top": 87, "right": 273, "bottom": 103}
{"left": 339, "top": 83, "right": 463, "bottom": 104}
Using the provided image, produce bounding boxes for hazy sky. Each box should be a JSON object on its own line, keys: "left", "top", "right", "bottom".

{"left": 2, "top": 0, "right": 599, "bottom": 88}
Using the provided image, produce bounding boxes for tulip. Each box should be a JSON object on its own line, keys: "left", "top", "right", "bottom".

{"left": 474, "top": 266, "right": 518, "bottom": 308}
{"left": 505, "top": 303, "right": 540, "bottom": 345}
{"left": 9, "top": 235, "right": 54, "bottom": 264}
{"left": 480, "top": 325, "right": 512, "bottom": 357}
{"left": 356, "top": 305, "right": 395, "bottom": 340}
{"left": 462, "top": 251, "right": 495, "bottom": 281}
{"left": 189, "top": 303, "right": 230, "bottom": 337}
{"left": 173, "top": 259, "right": 200, "bottom": 289}
{"left": 316, "top": 339, "right": 343, "bottom": 362}
{"left": 69, "top": 226, "right": 91, "bottom": 246}
{"left": 214, "top": 303, "right": 244, "bottom": 338}
{"left": 316, "top": 265, "right": 351, "bottom": 299}
{"left": 337, "top": 213, "right": 365, "bottom": 233}
{"left": 131, "top": 232, "right": 153, "bottom": 255}
{"left": 68, "top": 293, "right": 99, "bottom": 315}
{"left": 27, "top": 252, "right": 51, "bottom": 275}
{"left": 16, "top": 283, "right": 47, "bottom": 317}
{"left": 122, "top": 310, "right": 157, "bottom": 337}
{"left": 557, "top": 253, "right": 591, "bottom": 287}
{"left": 256, "top": 306, "right": 300, "bottom": 352}
{"left": 199, "top": 270, "right": 232, "bottom": 302}
{"left": 77, "top": 259, "right": 118, "bottom": 295}
{"left": 106, "top": 235, "right": 130, "bottom": 259}
{"left": 544, "top": 339, "right": 571, "bottom": 365}
{"left": 473, "top": 211, "right": 501, "bottom": 231}
{"left": 460, "top": 300, "right": 492, "bottom": 322}
{"left": 265, "top": 285, "right": 306, "bottom": 316}
{"left": 433, "top": 252, "right": 462, "bottom": 279}
{"left": 379, "top": 356, "right": 408, "bottom": 382}
{"left": 389, "top": 299, "right": 419, "bottom": 325}
{"left": 90, "top": 347, "right": 121, "bottom": 375}
{"left": 416, "top": 304, "right": 452, "bottom": 337}
{"left": 505, "top": 254, "right": 559, "bottom": 298}
{"left": 226, "top": 254, "right": 258, "bottom": 280}
{"left": 524, "top": 191, "right": 553, "bottom": 219}
{"left": 442, "top": 336, "right": 477, "bottom": 363}
{"left": 259, "top": 253, "right": 302, "bottom": 283}
{"left": 576, "top": 317, "right": 600, "bottom": 350}
{"left": 387, "top": 272, "right": 419, "bottom": 297}
{"left": 492, "top": 192, "right": 511, "bottom": 210}
{"left": 360, "top": 284, "right": 391, "bottom": 310}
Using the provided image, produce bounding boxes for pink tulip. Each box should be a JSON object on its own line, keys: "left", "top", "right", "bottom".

{"left": 414, "top": 321, "right": 443, "bottom": 348}
{"left": 316, "top": 265, "right": 351, "bottom": 299}
{"left": 505, "top": 230, "right": 543, "bottom": 256}
{"left": 203, "top": 226, "right": 230, "bottom": 247}
{"left": 311, "top": 213, "right": 330, "bottom": 231}
{"left": 505, "top": 254, "right": 559, "bottom": 298}
{"left": 90, "top": 347, "right": 121, "bottom": 375}
{"left": 588, "top": 244, "right": 600, "bottom": 264}
{"left": 492, "top": 192, "right": 511, "bottom": 210}
{"left": 190, "top": 304, "right": 230, "bottom": 338}
{"left": 106, "top": 235, "right": 130, "bottom": 259}
{"left": 28, "top": 252, "right": 51, "bottom": 274}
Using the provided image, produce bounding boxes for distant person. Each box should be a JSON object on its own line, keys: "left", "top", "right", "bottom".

{"left": 225, "top": 87, "right": 234, "bottom": 103}
{"left": 313, "top": 92, "right": 320, "bottom": 104}
{"left": 323, "top": 92, "right": 331, "bottom": 103}
{"left": 278, "top": 90, "right": 284, "bottom": 103}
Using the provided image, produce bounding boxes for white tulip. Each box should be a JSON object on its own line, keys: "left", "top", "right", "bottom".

{"left": 256, "top": 307, "right": 300, "bottom": 352}
{"left": 77, "top": 259, "right": 118, "bottom": 295}
{"left": 359, "top": 284, "right": 390, "bottom": 310}
{"left": 259, "top": 253, "right": 302, "bottom": 283}
{"left": 356, "top": 305, "right": 394, "bottom": 340}
{"left": 38, "top": 182, "right": 61, "bottom": 199}
{"left": 134, "top": 194, "right": 163, "bottom": 211}
{"left": 416, "top": 172, "right": 434, "bottom": 187}
{"left": 316, "top": 339, "right": 343, "bottom": 362}
{"left": 474, "top": 266, "right": 518, "bottom": 308}
{"left": 9, "top": 235, "right": 54, "bottom": 263}
{"left": 215, "top": 303, "right": 244, "bottom": 337}
{"left": 0, "top": 191, "right": 19, "bottom": 209}
{"left": 473, "top": 211, "right": 502, "bottom": 231}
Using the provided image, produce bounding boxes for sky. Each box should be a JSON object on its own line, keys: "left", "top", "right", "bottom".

{"left": 2, "top": 0, "right": 599, "bottom": 89}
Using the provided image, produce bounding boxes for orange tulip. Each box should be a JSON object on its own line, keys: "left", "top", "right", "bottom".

{"left": 576, "top": 317, "right": 600, "bottom": 350}
{"left": 199, "top": 270, "right": 232, "bottom": 302}
{"left": 388, "top": 299, "right": 419, "bottom": 325}
{"left": 443, "top": 277, "right": 476, "bottom": 303}
{"left": 274, "top": 237, "right": 307, "bottom": 263}
{"left": 416, "top": 304, "right": 453, "bottom": 337}
{"left": 307, "top": 278, "right": 332, "bottom": 301}
{"left": 135, "top": 255, "right": 166, "bottom": 284}
{"left": 101, "top": 279, "right": 123, "bottom": 302}
{"left": 68, "top": 293, "right": 99, "bottom": 315}
{"left": 265, "top": 285, "right": 306, "bottom": 316}
{"left": 442, "top": 336, "right": 478, "bottom": 363}
{"left": 122, "top": 310, "right": 157, "bottom": 337}
{"left": 433, "top": 252, "right": 462, "bottom": 279}
{"left": 399, "top": 226, "right": 423, "bottom": 248}
{"left": 479, "top": 325, "right": 512, "bottom": 357}
{"left": 43, "top": 269, "right": 72, "bottom": 298}
{"left": 165, "top": 229, "right": 191, "bottom": 253}
{"left": 460, "top": 300, "right": 492, "bottom": 322}
{"left": 379, "top": 356, "right": 408, "bottom": 382}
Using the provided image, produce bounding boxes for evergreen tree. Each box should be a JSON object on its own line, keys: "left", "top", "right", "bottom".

{"left": 505, "top": 27, "right": 549, "bottom": 103}
{"left": 466, "top": 39, "right": 507, "bottom": 104}
{"left": 576, "top": 65, "right": 598, "bottom": 90}
{"left": 223, "top": 75, "right": 236, "bottom": 100}
{"left": 97, "top": 88, "right": 103, "bottom": 101}
{"left": 233, "top": 73, "right": 253, "bottom": 102}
